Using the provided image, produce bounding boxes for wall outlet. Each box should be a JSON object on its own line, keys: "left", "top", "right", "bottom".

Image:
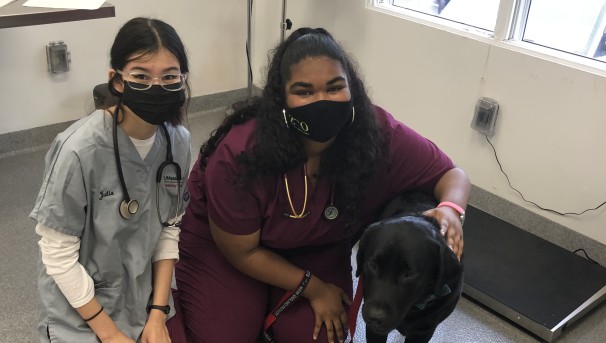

{"left": 471, "top": 97, "right": 499, "bottom": 136}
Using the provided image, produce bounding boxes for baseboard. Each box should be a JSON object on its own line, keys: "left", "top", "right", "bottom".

{"left": 187, "top": 87, "right": 261, "bottom": 118}
{"left": 469, "top": 185, "right": 606, "bottom": 266}
{"left": 0, "top": 87, "right": 259, "bottom": 157}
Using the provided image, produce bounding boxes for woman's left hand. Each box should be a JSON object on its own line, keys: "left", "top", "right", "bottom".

{"left": 141, "top": 312, "right": 171, "bottom": 343}
{"left": 423, "top": 206, "right": 464, "bottom": 260}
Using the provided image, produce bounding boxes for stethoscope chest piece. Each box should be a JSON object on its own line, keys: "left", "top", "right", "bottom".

{"left": 324, "top": 205, "right": 339, "bottom": 220}
{"left": 119, "top": 199, "right": 139, "bottom": 220}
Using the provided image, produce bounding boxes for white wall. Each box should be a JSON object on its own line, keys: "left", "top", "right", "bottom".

{"left": 3, "top": 1, "right": 604, "bottom": 245}
{"left": 250, "top": 0, "right": 336, "bottom": 87}
{"left": 0, "top": 0, "right": 249, "bottom": 134}
{"left": 253, "top": 0, "right": 606, "bottom": 245}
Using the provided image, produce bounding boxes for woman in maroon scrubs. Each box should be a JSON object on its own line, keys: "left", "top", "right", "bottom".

{"left": 171, "top": 27, "right": 469, "bottom": 343}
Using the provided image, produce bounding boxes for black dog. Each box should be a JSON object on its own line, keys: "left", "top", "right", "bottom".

{"left": 355, "top": 192, "right": 463, "bottom": 343}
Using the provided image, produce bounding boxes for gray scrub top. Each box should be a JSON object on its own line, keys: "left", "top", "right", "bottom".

{"left": 30, "top": 110, "right": 191, "bottom": 342}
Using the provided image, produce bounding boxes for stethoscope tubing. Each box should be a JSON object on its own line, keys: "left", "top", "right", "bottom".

{"left": 112, "top": 102, "right": 182, "bottom": 226}
{"left": 113, "top": 103, "right": 140, "bottom": 219}
{"left": 155, "top": 125, "right": 183, "bottom": 227}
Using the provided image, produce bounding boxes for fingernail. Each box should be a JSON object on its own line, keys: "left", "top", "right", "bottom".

{"left": 449, "top": 244, "right": 453, "bottom": 250}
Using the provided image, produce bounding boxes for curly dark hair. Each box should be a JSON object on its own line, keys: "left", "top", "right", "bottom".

{"left": 199, "top": 27, "right": 386, "bottom": 227}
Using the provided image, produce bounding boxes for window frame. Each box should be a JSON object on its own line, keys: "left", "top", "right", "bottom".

{"left": 369, "top": 0, "right": 606, "bottom": 76}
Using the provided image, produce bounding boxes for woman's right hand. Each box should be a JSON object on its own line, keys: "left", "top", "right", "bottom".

{"left": 306, "top": 276, "right": 351, "bottom": 343}
{"left": 210, "top": 220, "right": 352, "bottom": 341}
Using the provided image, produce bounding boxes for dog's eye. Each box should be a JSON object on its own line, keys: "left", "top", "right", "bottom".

{"left": 367, "top": 261, "right": 378, "bottom": 271}
{"left": 398, "top": 272, "right": 415, "bottom": 285}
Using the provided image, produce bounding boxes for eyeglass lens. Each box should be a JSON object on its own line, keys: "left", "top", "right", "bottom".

{"left": 125, "top": 72, "right": 185, "bottom": 91}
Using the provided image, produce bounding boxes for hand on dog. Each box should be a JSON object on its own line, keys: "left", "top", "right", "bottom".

{"left": 304, "top": 276, "right": 350, "bottom": 343}
{"left": 423, "top": 207, "right": 464, "bottom": 260}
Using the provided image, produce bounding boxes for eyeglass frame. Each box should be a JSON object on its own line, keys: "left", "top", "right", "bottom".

{"left": 115, "top": 69, "right": 188, "bottom": 92}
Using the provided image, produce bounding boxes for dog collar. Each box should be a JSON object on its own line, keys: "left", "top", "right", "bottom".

{"left": 413, "top": 284, "right": 452, "bottom": 310}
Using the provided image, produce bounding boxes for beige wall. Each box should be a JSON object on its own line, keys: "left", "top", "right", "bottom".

{"left": 252, "top": 0, "right": 606, "bottom": 245}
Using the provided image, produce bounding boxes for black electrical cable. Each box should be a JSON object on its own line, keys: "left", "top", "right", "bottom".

{"left": 573, "top": 249, "right": 599, "bottom": 265}
{"left": 246, "top": 0, "right": 254, "bottom": 89}
{"left": 485, "top": 134, "right": 606, "bottom": 216}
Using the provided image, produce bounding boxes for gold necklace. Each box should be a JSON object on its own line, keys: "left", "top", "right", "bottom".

{"left": 283, "top": 164, "right": 310, "bottom": 219}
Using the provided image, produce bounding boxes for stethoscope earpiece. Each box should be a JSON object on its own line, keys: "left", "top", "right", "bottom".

{"left": 119, "top": 199, "right": 139, "bottom": 220}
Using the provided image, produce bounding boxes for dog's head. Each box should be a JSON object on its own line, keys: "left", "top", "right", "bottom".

{"left": 355, "top": 214, "right": 461, "bottom": 335}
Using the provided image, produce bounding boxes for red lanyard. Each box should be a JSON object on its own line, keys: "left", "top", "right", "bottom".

{"left": 262, "top": 271, "right": 364, "bottom": 343}
{"left": 348, "top": 274, "right": 364, "bottom": 342}
{"left": 263, "top": 270, "right": 312, "bottom": 342}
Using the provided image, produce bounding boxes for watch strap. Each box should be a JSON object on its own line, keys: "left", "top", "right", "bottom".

{"left": 146, "top": 304, "right": 170, "bottom": 314}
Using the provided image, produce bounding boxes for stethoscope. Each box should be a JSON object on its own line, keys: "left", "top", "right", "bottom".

{"left": 283, "top": 164, "right": 339, "bottom": 221}
{"left": 112, "top": 103, "right": 183, "bottom": 227}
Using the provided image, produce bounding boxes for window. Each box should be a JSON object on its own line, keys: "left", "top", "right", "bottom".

{"left": 523, "top": 0, "right": 606, "bottom": 61}
{"left": 392, "top": 0, "right": 501, "bottom": 31}
{"left": 375, "top": 0, "right": 606, "bottom": 65}
{"left": 392, "top": 0, "right": 452, "bottom": 16}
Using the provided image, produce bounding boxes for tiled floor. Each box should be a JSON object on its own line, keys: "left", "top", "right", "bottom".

{"left": 1, "top": 108, "right": 604, "bottom": 342}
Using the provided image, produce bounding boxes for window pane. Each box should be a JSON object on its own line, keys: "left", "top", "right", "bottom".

{"left": 392, "top": 0, "right": 502, "bottom": 31}
{"left": 523, "top": 0, "right": 606, "bottom": 61}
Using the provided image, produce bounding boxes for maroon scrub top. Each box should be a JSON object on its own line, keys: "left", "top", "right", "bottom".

{"left": 173, "top": 105, "right": 454, "bottom": 342}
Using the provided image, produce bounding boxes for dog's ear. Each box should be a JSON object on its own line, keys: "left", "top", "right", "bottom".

{"left": 378, "top": 197, "right": 405, "bottom": 219}
{"left": 434, "top": 240, "right": 462, "bottom": 295}
{"left": 355, "top": 224, "right": 377, "bottom": 277}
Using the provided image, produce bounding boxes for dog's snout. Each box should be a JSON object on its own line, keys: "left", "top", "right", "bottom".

{"left": 364, "top": 306, "right": 388, "bottom": 327}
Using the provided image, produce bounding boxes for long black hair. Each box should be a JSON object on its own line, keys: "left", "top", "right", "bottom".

{"left": 107, "top": 17, "right": 190, "bottom": 125}
{"left": 200, "top": 27, "right": 386, "bottom": 227}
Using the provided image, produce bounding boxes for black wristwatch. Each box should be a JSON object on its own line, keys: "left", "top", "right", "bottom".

{"left": 146, "top": 304, "right": 170, "bottom": 314}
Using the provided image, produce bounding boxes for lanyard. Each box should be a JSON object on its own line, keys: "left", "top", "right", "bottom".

{"left": 262, "top": 271, "right": 364, "bottom": 343}
{"left": 263, "top": 270, "right": 312, "bottom": 342}
{"left": 348, "top": 274, "right": 364, "bottom": 342}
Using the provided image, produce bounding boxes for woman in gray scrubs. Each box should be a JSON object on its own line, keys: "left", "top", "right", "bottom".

{"left": 30, "top": 18, "right": 191, "bottom": 343}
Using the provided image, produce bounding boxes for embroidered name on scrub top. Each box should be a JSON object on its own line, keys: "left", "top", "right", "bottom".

{"left": 162, "top": 175, "right": 181, "bottom": 189}
{"left": 99, "top": 190, "right": 115, "bottom": 200}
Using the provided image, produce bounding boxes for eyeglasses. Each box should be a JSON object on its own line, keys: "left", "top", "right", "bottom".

{"left": 116, "top": 70, "right": 187, "bottom": 91}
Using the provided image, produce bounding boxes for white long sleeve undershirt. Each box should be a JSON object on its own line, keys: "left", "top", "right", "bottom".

{"left": 36, "top": 223, "right": 180, "bottom": 308}
{"left": 36, "top": 132, "right": 180, "bottom": 308}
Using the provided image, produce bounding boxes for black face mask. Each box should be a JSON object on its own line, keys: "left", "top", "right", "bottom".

{"left": 121, "top": 84, "right": 185, "bottom": 125}
{"left": 284, "top": 99, "right": 353, "bottom": 143}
